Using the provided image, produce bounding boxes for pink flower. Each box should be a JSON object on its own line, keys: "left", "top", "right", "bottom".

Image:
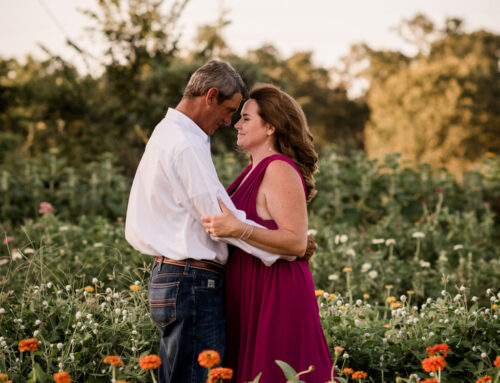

{"left": 3, "top": 237, "right": 13, "bottom": 245}
{"left": 435, "top": 188, "right": 444, "bottom": 194}
{"left": 39, "top": 202, "right": 54, "bottom": 214}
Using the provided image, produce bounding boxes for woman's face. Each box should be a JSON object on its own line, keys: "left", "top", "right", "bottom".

{"left": 234, "top": 99, "right": 273, "bottom": 152}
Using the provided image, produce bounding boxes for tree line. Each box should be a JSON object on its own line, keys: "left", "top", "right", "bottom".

{"left": 0, "top": 0, "right": 498, "bottom": 177}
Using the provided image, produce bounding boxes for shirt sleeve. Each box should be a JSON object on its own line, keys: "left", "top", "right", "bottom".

{"left": 169, "top": 145, "right": 291, "bottom": 266}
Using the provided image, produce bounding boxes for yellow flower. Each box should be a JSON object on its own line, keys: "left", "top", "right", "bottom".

{"left": 486, "top": 152, "right": 495, "bottom": 158}
{"left": 492, "top": 304, "right": 499, "bottom": 310}
{"left": 406, "top": 290, "right": 415, "bottom": 295}
{"left": 384, "top": 324, "right": 391, "bottom": 328}
{"left": 363, "top": 293, "right": 370, "bottom": 299}
{"left": 327, "top": 294, "right": 337, "bottom": 301}
{"left": 343, "top": 267, "right": 353, "bottom": 272}
{"left": 129, "top": 284, "right": 140, "bottom": 291}
{"left": 83, "top": 286, "right": 94, "bottom": 292}
{"left": 315, "top": 289, "right": 325, "bottom": 297}
{"left": 385, "top": 285, "right": 393, "bottom": 290}
{"left": 386, "top": 296, "right": 397, "bottom": 303}
{"left": 339, "top": 305, "right": 347, "bottom": 310}
{"left": 390, "top": 302, "right": 403, "bottom": 309}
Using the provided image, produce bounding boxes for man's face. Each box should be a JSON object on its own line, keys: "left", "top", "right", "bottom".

{"left": 201, "top": 92, "right": 243, "bottom": 136}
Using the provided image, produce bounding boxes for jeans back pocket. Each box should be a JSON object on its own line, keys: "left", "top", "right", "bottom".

{"left": 148, "top": 280, "right": 179, "bottom": 328}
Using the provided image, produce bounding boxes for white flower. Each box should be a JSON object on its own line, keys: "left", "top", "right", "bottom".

{"left": 487, "top": 288, "right": 492, "bottom": 295}
{"left": 481, "top": 353, "right": 487, "bottom": 358}
{"left": 400, "top": 295, "right": 407, "bottom": 302}
{"left": 93, "top": 329, "right": 98, "bottom": 335}
{"left": 93, "top": 243, "right": 103, "bottom": 248}
{"left": 113, "top": 293, "right": 119, "bottom": 299}
{"left": 35, "top": 319, "right": 41, "bottom": 325}
{"left": 382, "top": 338, "right": 387, "bottom": 344}
{"left": 0, "top": 308, "right": 5, "bottom": 314}
{"left": 454, "top": 294, "right": 462, "bottom": 302}
{"left": 132, "top": 330, "right": 138, "bottom": 335}
{"left": 131, "top": 346, "right": 137, "bottom": 351}
{"left": 100, "top": 302, "right": 106, "bottom": 309}
{"left": 70, "top": 353, "right": 75, "bottom": 361}
{"left": 12, "top": 249, "right": 22, "bottom": 260}
{"left": 356, "top": 299, "right": 362, "bottom": 306}
{"left": 380, "top": 355, "right": 384, "bottom": 361}
{"left": 428, "top": 332, "right": 434, "bottom": 337}
{"left": 342, "top": 353, "right": 349, "bottom": 359}
{"left": 368, "top": 270, "right": 378, "bottom": 279}
{"left": 76, "top": 311, "right": 82, "bottom": 320}
{"left": 372, "top": 238, "right": 384, "bottom": 245}
{"left": 307, "top": 229, "right": 317, "bottom": 236}
{"left": 385, "top": 239, "right": 396, "bottom": 246}
{"left": 336, "top": 300, "right": 343, "bottom": 306}
{"left": 65, "top": 285, "right": 71, "bottom": 291}
{"left": 46, "top": 282, "right": 53, "bottom": 289}
{"left": 426, "top": 298, "right": 432, "bottom": 304}
{"left": 444, "top": 319, "right": 449, "bottom": 324}
{"left": 42, "top": 301, "right": 48, "bottom": 307}
{"left": 115, "top": 308, "right": 121, "bottom": 315}
{"left": 323, "top": 292, "right": 329, "bottom": 299}
{"left": 83, "top": 291, "right": 88, "bottom": 297}
{"left": 361, "top": 263, "right": 371, "bottom": 272}
{"left": 92, "top": 278, "right": 98, "bottom": 284}
{"left": 453, "top": 244, "right": 464, "bottom": 250}
{"left": 57, "top": 290, "right": 62, "bottom": 295}
{"left": 328, "top": 274, "right": 339, "bottom": 281}
{"left": 58, "top": 362, "right": 63, "bottom": 369}
{"left": 86, "top": 314, "right": 92, "bottom": 320}
{"left": 33, "top": 330, "right": 39, "bottom": 337}
{"left": 59, "top": 225, "right": 70, "bottom": 232}
{"left": 346, "top": 248, "right": 356, "bottom": 257}
{"left": 334, "top": 235, "right": 340, "bottom": 244}
{"left": 134, "top": 280, "right": 140, "bottom": 286}
{"left": 340, "top": 234, "right": 348, "bottom": 243}
{"left": 419, "top": 260, "right": 431, "bottom": 268}
{"left": 412, "top": 232, "right": 425, "bottom": 239}
{"left": 24, "top": 248, "right": 35, "bottom": 254}
{"left": 57, "top": 343, "right": 63, "bottom": 350}
{"left": 355, "top": 319, "right": 360, "bottom": 326}
{"left": 320, "top": 303, "right": 324, "bottom": 308}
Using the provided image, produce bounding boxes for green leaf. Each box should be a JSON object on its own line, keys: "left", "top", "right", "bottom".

{"left": 275, "top": 360, "right": 298, "bottom": 380}
{"left": 248, "top": 372, "right": 262, "bottom": 383}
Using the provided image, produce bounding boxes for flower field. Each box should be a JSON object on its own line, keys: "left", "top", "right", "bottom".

{"left": 0, "top": 149, "right": 499, "bottom": 382}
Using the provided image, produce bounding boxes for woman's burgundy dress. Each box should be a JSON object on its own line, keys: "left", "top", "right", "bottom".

{"left": 225, "top": 154, "right": 333, "bottom": 383}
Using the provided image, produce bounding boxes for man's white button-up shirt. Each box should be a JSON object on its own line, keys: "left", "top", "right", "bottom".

{"left": 125, "top": 108, "right": 282, "bottom": 266}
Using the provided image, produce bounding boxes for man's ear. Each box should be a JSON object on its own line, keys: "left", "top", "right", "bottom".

{"left": 205, "top": 88, "right": 219, "bottom": 106}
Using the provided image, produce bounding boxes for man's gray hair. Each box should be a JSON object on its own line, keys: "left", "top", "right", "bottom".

{"left": 183, "top": 60, "right": 248, "bottom": 103}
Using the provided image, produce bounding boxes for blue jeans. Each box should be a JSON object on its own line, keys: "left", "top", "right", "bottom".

{"left": 148, "top": 260, "right": 226, "bottom": 383}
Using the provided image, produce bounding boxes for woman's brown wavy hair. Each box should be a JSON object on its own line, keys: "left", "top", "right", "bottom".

{"left": 249, "top": 83, "right": 318, "bottom": 201}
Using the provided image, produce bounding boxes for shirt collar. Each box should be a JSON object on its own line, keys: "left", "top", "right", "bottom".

{"left": 166, "top": 108, "right": 210, "bottom": 145}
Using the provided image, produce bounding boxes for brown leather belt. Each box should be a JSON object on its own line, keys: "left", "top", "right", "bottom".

{"left": 154, "top": 256, "right": 224, "bottom": 274}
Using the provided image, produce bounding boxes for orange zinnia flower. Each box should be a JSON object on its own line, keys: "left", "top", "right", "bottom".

{"left": 426, "top": 343, "right": 451, "bottom": 357}
{"left": 139, "top": 354, "right": 162, "bottom": 369}
{"left": 103, "top": 355, "right": 123, "bottom": 366}
{"left": 18, "top": 338, "right": 41, "bottom": 352}
{"left": 341, "top": 368, "right": 354, "bottom": 375}
{"left": 53, "top": 371, "right": 72, "bottom": 383}
{"left": 420, "top": 379, "right": 438, "bottom": 383}
{"left": 129, "top": 284, "right": 140, "bottom": 291}
{"left": 198, "top": 350, "right": 220, "bottom": 368}
{"left": 83, "top": 286, "right": 94, "bottom": 292}
{"left": 422, "top": 356, "right": 446, "bottom": 372}
{"left": 210, "top": 367, "right": 233, "bottom": 380}
{"left": 0, "top": 374, "right": 8, "bottom": 381}
{"left": 352, "top": 371, "right": 368, "bottom": 379}
{"left": 476, "top": 377, "right": 492, "bottom": 383}
{"left": 494, "top": 356, "right": 500, "bottom": 367}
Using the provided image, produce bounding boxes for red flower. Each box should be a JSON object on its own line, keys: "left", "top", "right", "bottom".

{"left": 198, "top": 350, "right": 220, "bottom": 368}
{"left": 422, "top": 356, "right": 446, "bottom": 372}
{"left": 139, "top": 354, "right": 162, "bottom": 369}
{"left": 494, "top": 355, "right": 500, "bottom": 367}
{"left": 39, "top": 202, "right": 54, "bottom": 214}
{"left": 209, "top": 367, "right": 233, "bottom": 380}
{"left": 435, "top": 188, "right": 444, "bottom": 194}
{"left": 352, "top": 371, "right": 368, "bottom": 379}
{"left": 426, "top": 343, "right": 451, "bottom": 357}
{"left": 18, "top": 338, "right": 41, "bottom": 352}
{"left": 53, "top": 371, "right": 72, "bottom": 383}
{"left": 476, "top": 377, "right": 492, "bottom": 383}
{"left": 103, "top": 355, "right": 123, "bottom": 366}
{"left": 420, "top": 379, "right": 438, "bottom": 383}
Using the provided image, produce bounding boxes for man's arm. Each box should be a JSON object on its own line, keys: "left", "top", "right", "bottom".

{"left": 170, "top": 145, "right": 289, "bottom": 266}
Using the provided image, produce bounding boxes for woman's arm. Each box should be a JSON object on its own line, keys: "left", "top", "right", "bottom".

{"left": 201, "top": 160, "right": 308, "bottom": 257}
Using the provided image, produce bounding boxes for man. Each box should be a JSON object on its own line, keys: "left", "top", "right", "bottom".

{"left": 125, "top": 60, "right": 301, "bottom": 382}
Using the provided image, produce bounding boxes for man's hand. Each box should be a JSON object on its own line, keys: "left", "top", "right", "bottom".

{"left": 303, "top": 235, "right": 317, "bottom": 261}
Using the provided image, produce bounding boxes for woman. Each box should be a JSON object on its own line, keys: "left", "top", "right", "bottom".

{"left": 201, "top": 84, "right": 332, "bottom": 382}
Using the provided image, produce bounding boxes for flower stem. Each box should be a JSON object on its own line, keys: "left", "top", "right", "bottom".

{"left": 150, "top": 369, "right": 157, "bottom": 383}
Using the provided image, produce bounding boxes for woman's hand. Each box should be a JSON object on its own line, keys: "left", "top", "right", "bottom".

{"left": 201, "top": 199, "right": 245, "bottom": 238}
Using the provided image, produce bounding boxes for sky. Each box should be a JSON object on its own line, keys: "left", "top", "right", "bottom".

{"left": 1, "top": 0, "right": 499, "bottom": 73}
